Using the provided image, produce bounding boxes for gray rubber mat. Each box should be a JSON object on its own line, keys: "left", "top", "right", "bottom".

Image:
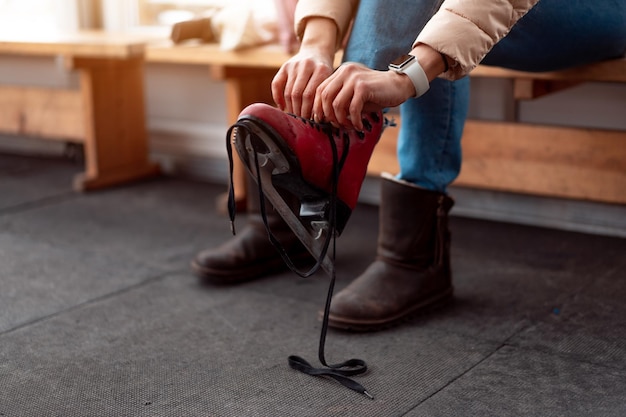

{"left": 1, "top": 152, "right": 625, "bottom": 416}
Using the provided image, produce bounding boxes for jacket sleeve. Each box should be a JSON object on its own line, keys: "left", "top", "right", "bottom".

{"left": 294, "top": 0, "right": 360, "bottom": 50}
{"left": 416, "top": 0, "right": 541, "bottom": 79}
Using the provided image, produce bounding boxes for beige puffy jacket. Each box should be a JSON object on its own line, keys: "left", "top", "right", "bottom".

{"left": 294, "top": 0, "right": 540, "bottom": 79}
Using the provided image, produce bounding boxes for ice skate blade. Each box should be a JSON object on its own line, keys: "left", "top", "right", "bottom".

{"left": 232, "top": 122, "right": 336, "bottom": 276}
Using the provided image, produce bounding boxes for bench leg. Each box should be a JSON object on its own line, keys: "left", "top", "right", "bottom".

{"left": 212, "top": 66, "right": 276, "bottom": 211}
{"left": 69, "top": 56, "right": 160, "bottom": 191}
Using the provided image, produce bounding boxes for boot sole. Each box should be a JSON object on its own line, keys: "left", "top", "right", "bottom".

{"left": 324, "top": 287, "right": 454, "bottom": 332}
{"left": 191, "top": 250, "right": 313, "bottom": 285}
{"left": 233, "top": 116, "right": 353, "bottom": 233}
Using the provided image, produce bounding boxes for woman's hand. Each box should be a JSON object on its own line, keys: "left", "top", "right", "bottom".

{"left": 272, "top": 18, "right": 448, "bottom": 132}
{"left": 312, "top": 62, "right": 416, "bottom": 131}
{"left": 312, "top": 44, "right": 448, "bottom": 131}
{"left": 271, "top": 48, "right": 335, "bottom": 119}
{"left": 271, "top": 17, "right": 338, "bottom": 119}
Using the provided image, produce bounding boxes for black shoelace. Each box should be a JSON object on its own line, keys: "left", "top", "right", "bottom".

{"left": 226, "top": 119, "right": 373, "bottom": 400}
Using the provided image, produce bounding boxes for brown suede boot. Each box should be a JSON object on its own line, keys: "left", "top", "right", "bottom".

{"left": 328, "top": 175, "right": 454, "bottom": 331}
{"left": 192, "top": 176, "right": 311, "bottom": 284}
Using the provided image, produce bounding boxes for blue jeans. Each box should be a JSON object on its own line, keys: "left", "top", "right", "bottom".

{"left": 343, "top": 0, "right": 626, "bottom": 192}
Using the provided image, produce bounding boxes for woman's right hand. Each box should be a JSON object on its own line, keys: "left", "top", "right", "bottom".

{"left": 271, "top": 17, "right": 338, "bottom": 120}
{"left": 271, "top": 49, "right": 334, "bottom": 119}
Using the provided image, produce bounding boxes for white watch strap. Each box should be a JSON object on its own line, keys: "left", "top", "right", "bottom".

{"left": 403, "top": 57, "right": 430, "bottom": 98}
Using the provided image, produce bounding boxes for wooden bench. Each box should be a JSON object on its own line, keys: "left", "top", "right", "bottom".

{"left": 0, "top": 31, "right": 160, "bottom": 191}
{"left": 147, "top": 42, "right": 625, "bottom": 207}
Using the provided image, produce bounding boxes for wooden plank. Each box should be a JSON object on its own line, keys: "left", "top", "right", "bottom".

{"left": 471, "top": 58, "right": 626, "bottom": 82}
{"left": 0, "top": 85, "right": 85, "bottom": 141}
{"left": 367, "top": 116, "right": 626, "bottom": 204}
{"left": 146, "top": 41, "right": 344, "bottom": 68}
{"left": 456, "top": 120, "right": 626, "bottom": 204}
{"left": 146, "top": 42, "right": 291, "bottom": 67}
{"left": 0, "top": 31, "right": 147, "bottom": 59}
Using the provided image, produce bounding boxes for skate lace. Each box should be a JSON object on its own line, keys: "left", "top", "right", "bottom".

{"left": 225, "top": 115, "right": 381, "bottom": 400}
{"left": 262, "top": 116, "right": 350, "bottom": 279}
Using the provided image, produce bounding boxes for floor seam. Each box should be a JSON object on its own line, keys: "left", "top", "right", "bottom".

{"left": 401, "top": 323, "right": 533, "bottom": 416}
{"left": 0, "top": 192, "right": 78, "bottom": 217}
{"left": 403, "top": 302, "right": 626, "bottom": 416}
{"left": 0, "top": 268, "right": 184, "bottom": 337}
{"left": 503, "top": 339, "right": 626, "bottom": 374}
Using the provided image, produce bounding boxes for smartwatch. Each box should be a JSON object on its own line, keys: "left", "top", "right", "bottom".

{"left": 388, "top": 54, "right": 430, "bottom": 98}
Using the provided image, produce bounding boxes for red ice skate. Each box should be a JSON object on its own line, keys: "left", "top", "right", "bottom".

{"left": 226, "top": 103, "right": 387, "bottom": 276}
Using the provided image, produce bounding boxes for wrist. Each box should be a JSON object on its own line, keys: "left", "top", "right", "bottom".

{"left": 409, "top": 44, "right": 449, "bottom": 81}
{"left": 299, "top": 17, "right": 338, "bottom": 57}
{"left": 388, "top": 54, "right": 430, "bottom": 98}
{"left": 388, "top": 70, "right": 420, "bottom": 99}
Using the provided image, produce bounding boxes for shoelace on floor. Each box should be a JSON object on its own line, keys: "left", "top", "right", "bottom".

{"left": 225, "top": 118, "right": 373, "bottom": 400}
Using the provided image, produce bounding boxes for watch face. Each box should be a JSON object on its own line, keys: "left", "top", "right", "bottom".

{"left": 389, "top": 54, "right": 415, "bottom": 70}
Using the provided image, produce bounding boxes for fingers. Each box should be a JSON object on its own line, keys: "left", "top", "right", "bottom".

{"left": 300, "top": 69, "right": 329, "bottom": 119}
{"left": 348, "top": 94, "right": 367, "bottom": 131}
{"left": 313, "top": 63, "right": 366, "bottom": 130}
{"left": 274, "top": 60, "right": 387, "bottom": 131}
{"left": 285, "top": 66, "right": 315, "bottom": 118}
{"left": 271, "top": 68, "right": 287, "bottom": 110}
{"left": 272, "top": 56, "right": 333, "bottom": 119}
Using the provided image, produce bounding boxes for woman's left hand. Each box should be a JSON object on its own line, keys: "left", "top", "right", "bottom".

{"left": 312, "top": 62, "right": 416, "bottom": 131}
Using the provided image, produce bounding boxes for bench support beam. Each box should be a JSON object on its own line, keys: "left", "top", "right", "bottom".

{"left": 368, "top": 117, "right": 626, "bottom": 204}
{"left": 68, "top": 56, "right": 160, "bottom": 191}
{"left": 0, "top": 85, "right": 85, "bottom": 141}
{"left": 457, "top": 120, "right": 626, "bottom": 203}
{"left": 210, "top": 65, "right": 276, "bottom": 209}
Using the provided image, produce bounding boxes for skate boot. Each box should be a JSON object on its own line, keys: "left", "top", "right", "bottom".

{"left": 226, "top": 103, "right": 387, "bottom": 275}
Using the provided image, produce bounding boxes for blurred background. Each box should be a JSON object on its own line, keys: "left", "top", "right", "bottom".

{"left": 0, "top": 0, "right": 624, "bottom": 237}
